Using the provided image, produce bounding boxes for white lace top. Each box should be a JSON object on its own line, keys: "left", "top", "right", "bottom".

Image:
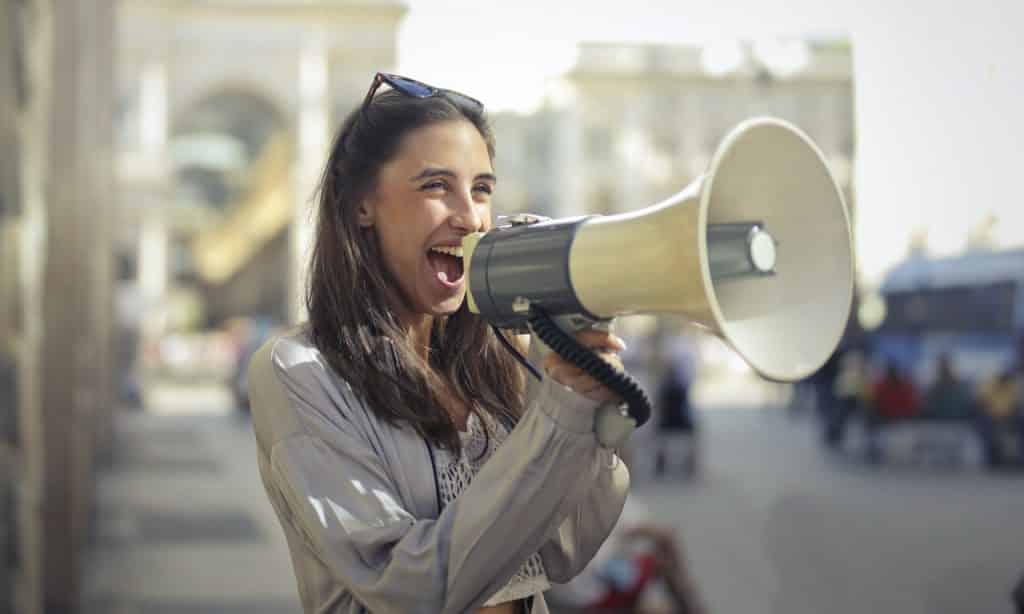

{"left": 434, "top": 410, "right": 551, "bottom": 607}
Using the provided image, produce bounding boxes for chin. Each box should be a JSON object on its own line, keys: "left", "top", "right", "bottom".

{"left": 432, "top": 300, "right": 465, "bottom": 316}
{"left": 425, "top": 293, "right": 467, "bottom": 317}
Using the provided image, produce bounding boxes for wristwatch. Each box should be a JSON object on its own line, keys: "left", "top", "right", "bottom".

{"left": 594, "top": 402, "right": 637, "bottom": 448}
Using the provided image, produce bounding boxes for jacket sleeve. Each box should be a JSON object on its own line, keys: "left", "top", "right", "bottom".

{"left": 520, "top": 336, "right": 631, "bottom": 583}
{"left": 255, "top": 337, "right": 630, "bottom": 614}
{"left": 538, "top": 451, "right": 629, "bottom": 583}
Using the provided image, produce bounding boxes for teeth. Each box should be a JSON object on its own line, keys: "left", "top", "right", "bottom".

{"left": 429, "top": 245, "right": 463, "bottom": 258}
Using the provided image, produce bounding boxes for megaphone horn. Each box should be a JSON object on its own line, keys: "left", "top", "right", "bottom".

{"left": 463, "top": 117, "right": 854, "bottom": 384}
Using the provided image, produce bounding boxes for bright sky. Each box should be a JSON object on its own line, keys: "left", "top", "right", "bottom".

{"left": 397, "top": 0, "right": 1024, "bottom": 287}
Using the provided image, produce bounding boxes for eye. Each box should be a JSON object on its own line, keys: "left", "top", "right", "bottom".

{"left": 473, "top": 183, "right": 494, "bottom": 195}
{"left": 421, "top": 180, "right": 448, "bottom": 192}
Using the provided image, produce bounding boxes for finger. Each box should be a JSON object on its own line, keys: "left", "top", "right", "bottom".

{"left": 541, "top": 352, "right": 561, "bottom": 373}
{"left": 559, "top": 374, "right": 605, "bottom": 394}
{"left": 598, "top": 353, "right": 624, "bottom": 372}
{"left": 545, "top": 364, "right": 597, "bottom": 386}
{"left": 542, "top": 353, "right": 599, "bottom": 375}
{"left": 545, "top": 360, "right": 623, "bottom": 386}
{"left": 543, "top": 363, "right": 575, "bottom": 382}
{"left": 572, "top": 329, "right": 627, "bottom": 352}
{"left": 544, "top": 348, "right": 623, "bottom": 373}
{"left": 546, "top": 365, "right": 598, "bottom": 390}
{"left": 551, "top": 372, "right": 622, "bottom": 402}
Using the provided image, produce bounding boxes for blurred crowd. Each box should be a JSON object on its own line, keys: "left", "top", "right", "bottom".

{"left": 806, "top": 343, "right": 1024, "bottom": 467}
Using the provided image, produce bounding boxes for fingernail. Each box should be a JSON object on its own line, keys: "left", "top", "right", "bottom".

{"left": 614, "top": 336, "right": 628, "bottom": 351}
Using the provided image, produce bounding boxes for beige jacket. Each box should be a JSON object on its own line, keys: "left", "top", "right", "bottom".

{"left": 248, "top": 328, "right": 630, "bottom": 614}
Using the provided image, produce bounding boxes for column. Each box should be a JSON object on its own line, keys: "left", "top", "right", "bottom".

{"left": 136, "top": 58, "right": 171, "bottom": 355}
{"left": 7, "top": 2, "right": 54, "bottom": 611}
{"left": 39, "top": 0, "right": 117, "bottom": 610}
{"left": 291, "top": 31, "right": 329, "bottom": 323}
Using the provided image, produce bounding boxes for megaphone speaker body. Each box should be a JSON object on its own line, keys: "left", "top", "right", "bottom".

{"left": 464, "top": 117, "right": 854, "bottom": 382}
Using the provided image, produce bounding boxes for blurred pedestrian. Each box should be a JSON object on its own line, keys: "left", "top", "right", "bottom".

{"left": 921, "top": 354, "right": 973, "bottom": 421}
{"left": 653, "top": 332, "right": 699, "bottom": 477}
{"left": 115, "top": 273, "right": 144, "bottom": 408}
{"left": 864, "top": 362, "right": 920, "bottom": 462}
{"left": 872, "top": 362, "right": 920, "bottom": 420}
{"left": 622, "top": 526, "right": 708, "bottom": 614}
{"left": 547, "top": 496, "right": 707, "bottom": 614}
{"left": 976, "top": 368, "right": 1023, "bottom": 466}
{"left": 812, "top": 348, "right": 842, "bottom": 419}
{"left": 824, "top": 349, "right": 869, "bottom": 448}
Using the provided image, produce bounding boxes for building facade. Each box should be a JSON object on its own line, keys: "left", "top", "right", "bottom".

{"left": 1, "top": 2, "right": 406, "bottom": 612}
{"left": 484, "top": 40, "right": 856, "bottom": 376}
{"left": 2, "top": 1, "right": 118, "bottom": 612}
{"left": 491, "top": 40, "right": 854, "bottom": 223}
{"left": 116, "top": 0, "right": 406, "bottom": 336}
{"left": 562, "top": 40, "right": 855, "bottom": 218}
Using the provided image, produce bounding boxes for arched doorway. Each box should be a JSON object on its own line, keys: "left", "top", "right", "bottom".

{"left": 169, "top": 88, "right": 294, "bottom": 327}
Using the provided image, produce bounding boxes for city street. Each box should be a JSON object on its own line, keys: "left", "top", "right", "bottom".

{"left": 82, "top": 387, "right": 1024, "bottom": 614}
{"left": 633, "top": 408, "right": 1023, "bottom": 614}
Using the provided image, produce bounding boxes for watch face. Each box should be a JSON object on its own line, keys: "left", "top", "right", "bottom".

{"left": 595, "top": 403, "right": 636, "bottom": 448}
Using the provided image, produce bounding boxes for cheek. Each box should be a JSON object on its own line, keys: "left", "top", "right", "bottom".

{"left": 376, "top": 209, "right": 434, "bottom": 267}
{"left": 380, "top": 231, "right": 418, "bottom": 273}
{"left": 371, "top": 223, "right": 411, "bottom": 270}
{"left": 479, "top": 204, "right": 494, "bottom": 230}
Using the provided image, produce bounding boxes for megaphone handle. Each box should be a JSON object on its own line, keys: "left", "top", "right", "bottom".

{"left": 526, "top": 308, "right": 652, "bottom": 428}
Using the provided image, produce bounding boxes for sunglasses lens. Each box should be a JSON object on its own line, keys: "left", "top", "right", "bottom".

{"left": 369, "top": 74, "right": 484, "bottom": 112}
{"left": 389, "top": 75, "right": 434, "bottom": 97}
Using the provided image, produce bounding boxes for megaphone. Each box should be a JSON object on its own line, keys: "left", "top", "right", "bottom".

{"left": 463, "top": 117, "right": 853, "bottom": 434}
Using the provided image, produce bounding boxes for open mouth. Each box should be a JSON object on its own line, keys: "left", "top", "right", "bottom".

{"left": 427, "top": 245, "right": 465, "bottom": 285}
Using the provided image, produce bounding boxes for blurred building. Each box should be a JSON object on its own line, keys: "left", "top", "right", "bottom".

{"left": 487, "top": 40, "right": 856, "bottom": 378}
{"left": 492, "top": 40, "right": 854, "bottom": 222}
{"left": 115, "top": 0, "right": 405, "bottom": 373}
{"left": 3, "top": 1, "right": 406, "bottom": 612}
{"left": 870, "top": 246, "right": 1024, "bottom": 383}
{"left": 570, "top": 40, "right": 853, "bottom": 217}
{"left": 489, "top": 109, "right": 568, "bottom": 217}
{"left": 2, "top": 2, "right": 118, "bottom": 612}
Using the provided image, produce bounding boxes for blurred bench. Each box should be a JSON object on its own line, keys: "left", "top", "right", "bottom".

{"left": 871, "top": 418, "right": 979, "bottom": 467}
{"left": 827, "top": 404, "right": 983, "bottom": 467}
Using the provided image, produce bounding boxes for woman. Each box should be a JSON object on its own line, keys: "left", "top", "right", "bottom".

{"left": 248, "top": 73, "right": 632, "bottom": 614}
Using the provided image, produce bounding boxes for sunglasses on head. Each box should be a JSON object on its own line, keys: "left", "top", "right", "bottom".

{"left": 362, "top": 72, "right": 484, "bottom": 113}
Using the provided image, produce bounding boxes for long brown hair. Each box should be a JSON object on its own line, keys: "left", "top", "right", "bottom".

{"left": 306, "top": 88, "right": 526, "bottom": 455}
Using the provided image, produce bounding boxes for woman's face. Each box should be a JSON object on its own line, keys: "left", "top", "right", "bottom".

{"left": 359, "top": 119, "right": 494, "bottom": 325}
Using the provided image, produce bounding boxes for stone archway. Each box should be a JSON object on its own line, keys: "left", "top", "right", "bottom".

{"left": 169, "top": 88, "right": 294, "bottom": 326}
{"left": 172, "top": 87, "right": 286, "bottom": 213}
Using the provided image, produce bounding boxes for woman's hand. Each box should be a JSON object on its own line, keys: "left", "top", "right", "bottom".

{"left": 542, "top": 329, "right": 627, "bottom": 404}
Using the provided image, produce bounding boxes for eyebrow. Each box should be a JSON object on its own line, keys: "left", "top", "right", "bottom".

{"left": 409, "top": 168, "right": 497, "bottom": 183}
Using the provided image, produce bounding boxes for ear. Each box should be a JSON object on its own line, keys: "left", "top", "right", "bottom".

{"left": 357, "top": 198, "right": 375, "bottom": 228}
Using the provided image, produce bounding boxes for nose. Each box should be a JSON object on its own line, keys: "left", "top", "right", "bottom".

{"left": 448, "top": 191, "right": 483, "bottom": 233}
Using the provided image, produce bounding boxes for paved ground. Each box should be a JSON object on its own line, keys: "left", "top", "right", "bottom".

{"left": 82, "top": 386, "right": 1024, "bottom": 614}
{"left": 82, "top": 409, "right": 302, "bottom": 614}
{"left": 631, "top": 409, "right": 1024, "bottom": 614}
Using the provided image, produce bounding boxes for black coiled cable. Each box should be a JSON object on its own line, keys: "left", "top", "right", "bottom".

{"left": 527, "top": 309, "right": 652, "bottom": 427}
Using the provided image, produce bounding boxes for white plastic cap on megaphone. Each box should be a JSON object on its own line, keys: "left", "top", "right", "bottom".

{"left": 568, "top": 117, "right": 854, "bottom": 381}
